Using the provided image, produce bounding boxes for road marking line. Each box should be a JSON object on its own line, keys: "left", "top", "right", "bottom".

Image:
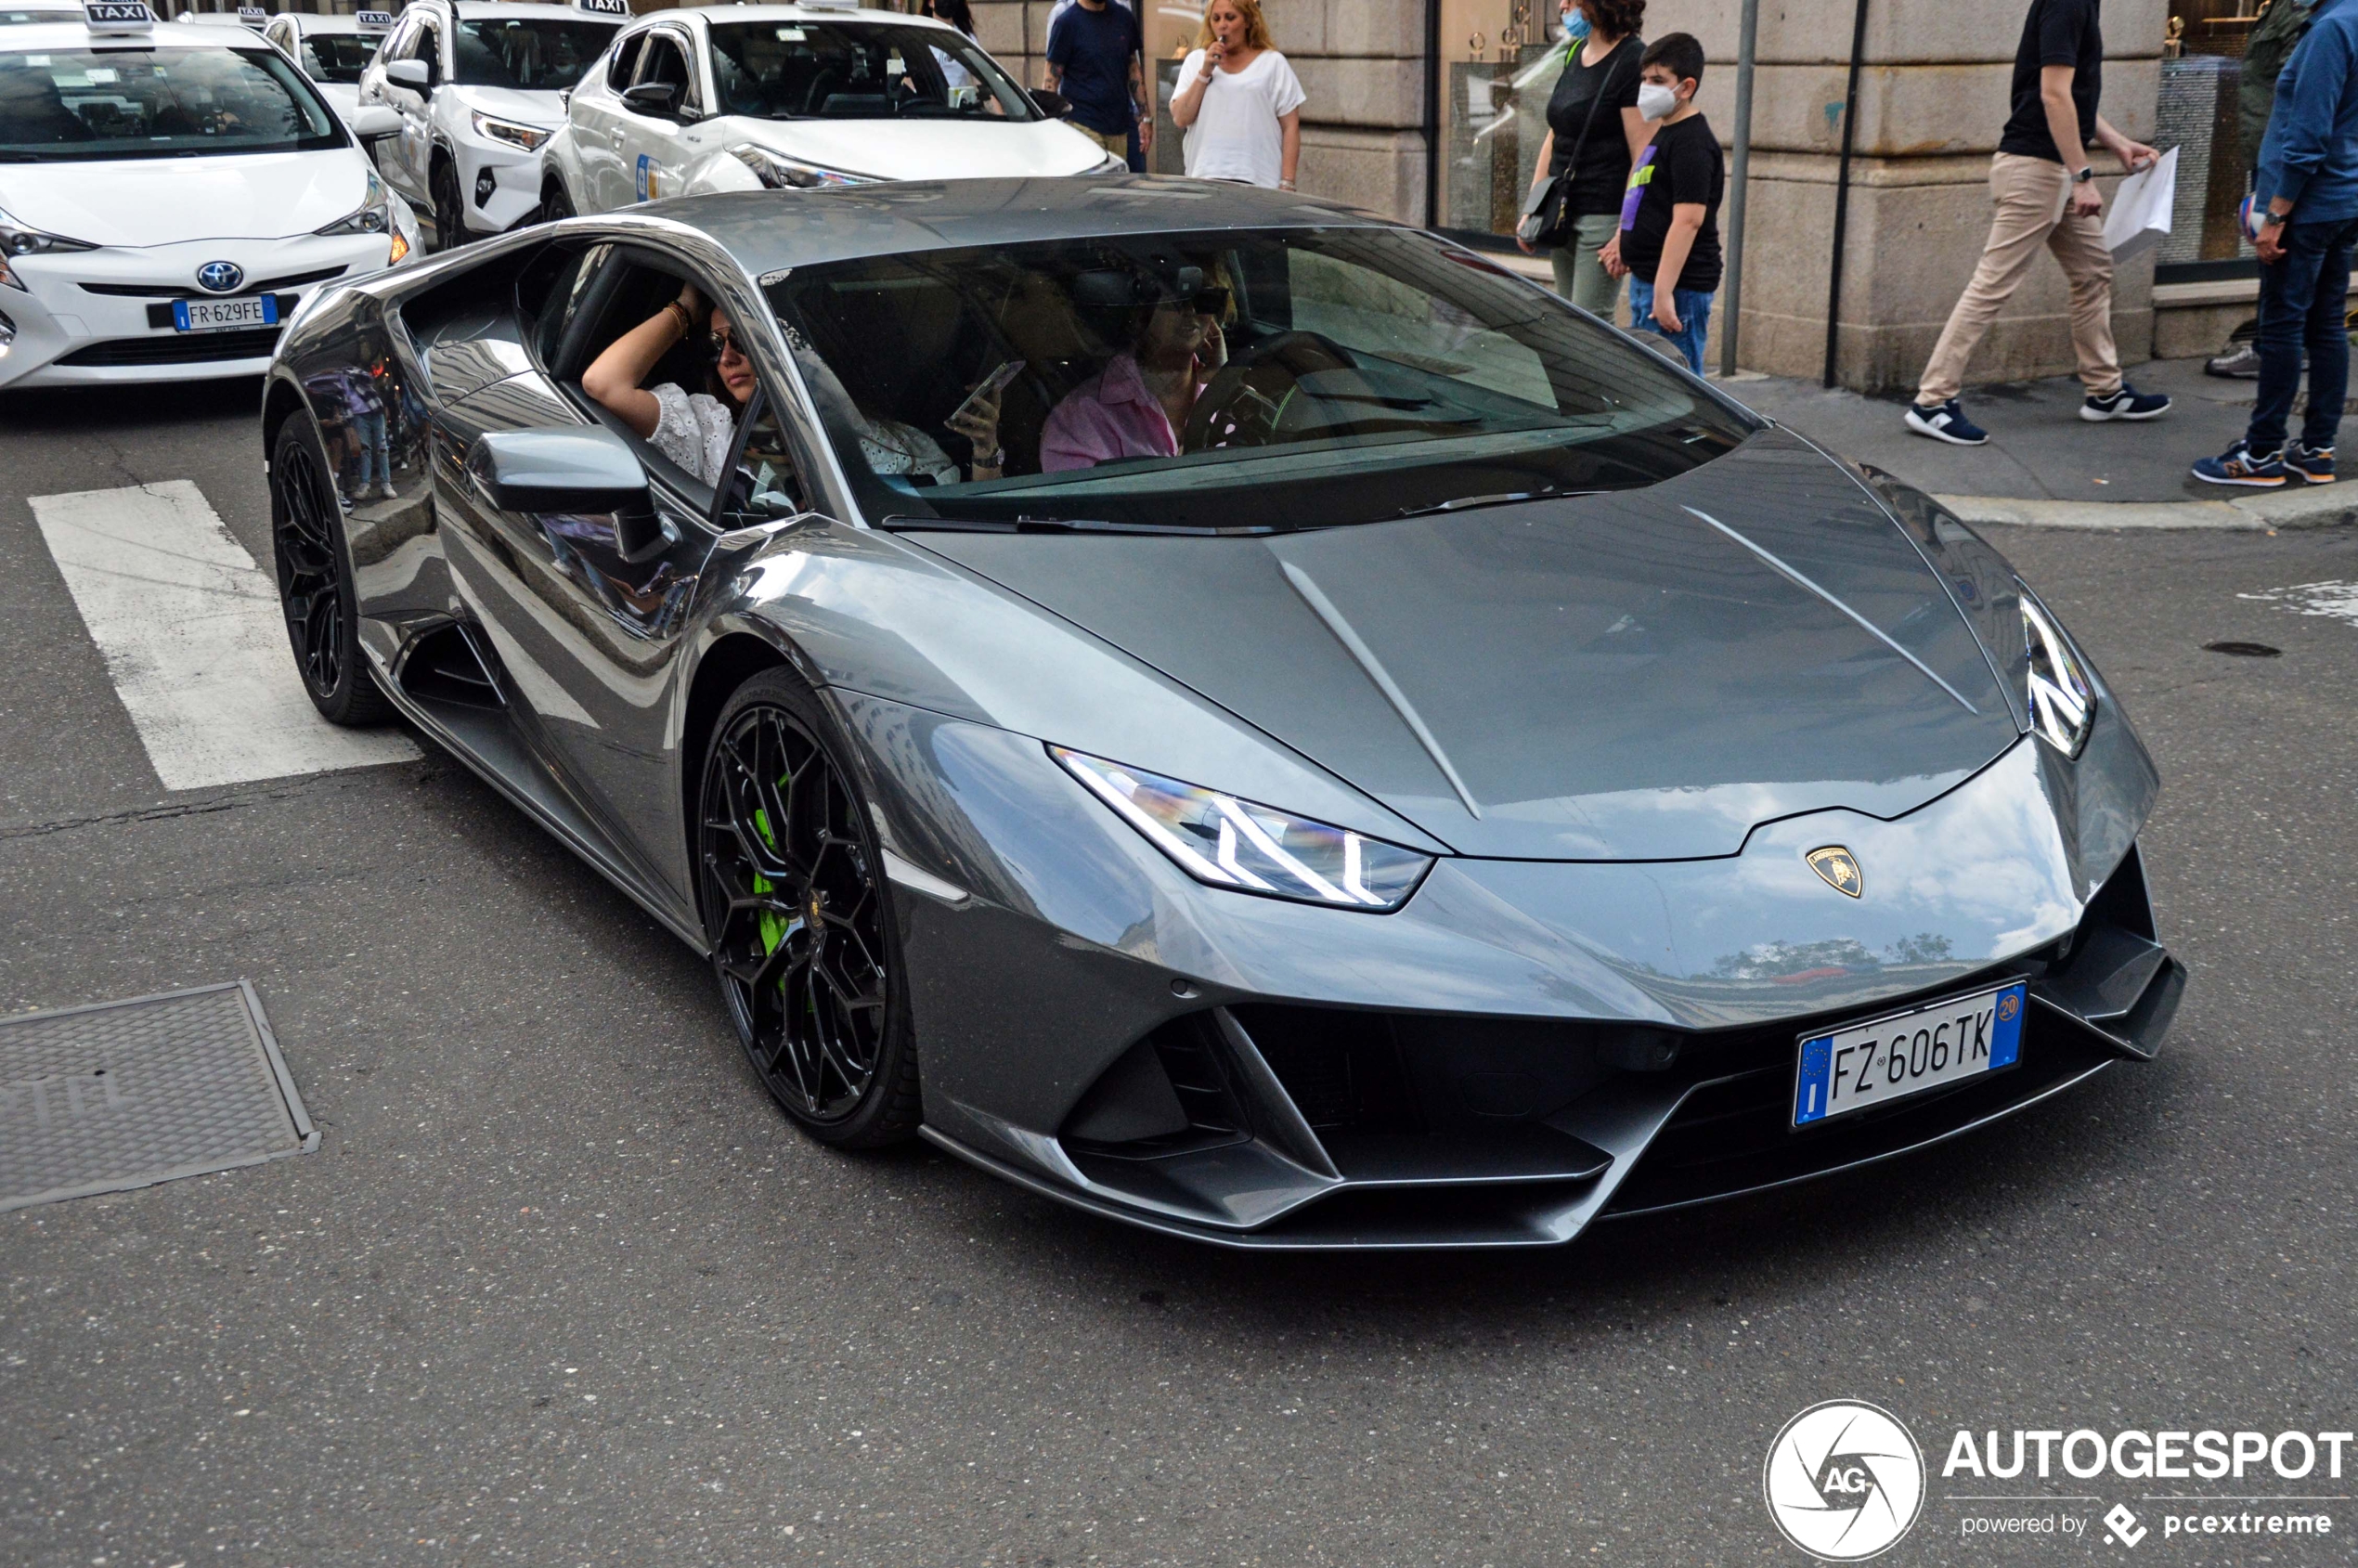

{"left": 28, "top": 480, "right": 418, "bottom": 791}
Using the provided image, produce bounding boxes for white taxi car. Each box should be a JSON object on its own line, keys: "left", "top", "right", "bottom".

{"left": 0, "top": 4, "right": 419, "bottom": 389}
{"left": 537, "top": 2, "right": 1113, "bottom": 217}
{"left": 356, "top": 0, "right": 622, "bottom": 248}
{"left": 262, "top": 7, "right": 392, "bottom": 128}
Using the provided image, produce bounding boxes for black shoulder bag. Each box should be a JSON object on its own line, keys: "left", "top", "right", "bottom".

{"left": 1518, "top": 37, "right": 1638, "bottom": 248}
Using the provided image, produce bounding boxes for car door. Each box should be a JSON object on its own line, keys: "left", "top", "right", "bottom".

{"left": 616, "top": 27, "right": 698, "bottom": 204}
{"left": 571, "top": 28, "right": 644, "bottom": 213}
{"left": 434, "top": 240, "right": 811, "bottom": 902}
{"left": 386, "top": 12, "right": 441, "bottom": 201}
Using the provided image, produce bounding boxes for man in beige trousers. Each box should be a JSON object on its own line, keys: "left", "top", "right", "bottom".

{"left": 1906, "top": 0, "right": 2168, "bottom": 446}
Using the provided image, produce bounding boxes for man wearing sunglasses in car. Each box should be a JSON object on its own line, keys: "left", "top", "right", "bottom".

{"left": 1041, "top": 264, "right": 1231, "bottom": 472}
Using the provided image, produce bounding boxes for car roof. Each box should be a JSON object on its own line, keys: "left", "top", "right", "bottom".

{"left": 0, "top": 18, "right": 274, "bottom": 47}
{"left": 628, "top": 176, "right": 1392, "bottom": 276}
{"left": 278, "top": 12, "right": 377, "bottom": 31}
{"left": 447, "top": 1, "right": 625, "bottom": 19}
{"left": 662, "top": 4, "right": 960, "bottom": 29}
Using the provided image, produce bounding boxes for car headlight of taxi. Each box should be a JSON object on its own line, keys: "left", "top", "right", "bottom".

{"left": 729, "top": 143, "right": 873, "bottom": 189}
{"left": 1087, "top": 151, "right": 1127, "bottom": 175}
{"left": 0, "top": 206, "right": 98, "bottom": 291}
{"left": 2021, "top": 590, "right": 2096, "bottom": 758}
{"left": 316, "top": 168, "right": 393, "bottom": 236}
{"left": 471, "top": 110, "right": 551, "bottom": 151}
{"left": 1052, "top": 746, "right": 1433, "bottom": 912}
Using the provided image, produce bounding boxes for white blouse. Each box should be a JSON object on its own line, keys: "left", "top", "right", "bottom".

{"left": 1178, "top": 48, "right": 1305, "bottom": 188}
{"left": 648, "top": 382, "right": 736, "bottom": 486}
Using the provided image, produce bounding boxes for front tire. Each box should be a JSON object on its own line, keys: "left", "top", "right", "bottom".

{"left": 539, "top": 178, "right": 575, "bottom": 222}
{"left": 696, "top": 667, "right": 920, "bottom": 1148}
{"left": 431, "top": 156, "right": 469, "bottom": 251}
{"left": 270, "top": 419, "right": 392, "bottom": 726}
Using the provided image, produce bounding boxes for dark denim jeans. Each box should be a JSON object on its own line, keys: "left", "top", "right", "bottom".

{"left": 2248, "top": 214, "right": 2358, "bottom": 454}
{"left": 1627, "top": 279, "right": 1715, "bottom": 376}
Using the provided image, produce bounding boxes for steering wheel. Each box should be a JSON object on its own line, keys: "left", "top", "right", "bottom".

{"left": 1183, "top": 330, "right": 1355, "bottom": 453}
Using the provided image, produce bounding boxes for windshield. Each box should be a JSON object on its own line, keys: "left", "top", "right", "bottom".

{"left": 300, "top": 32, "right": 380, "bottom": 84}
{"left": 0, "top": 45, "right": 343, "bottom": 162}
{"left": 452, "top": 17, "right": 613, "bottom": 90}
{"left": 706, "top": 19, "right": 1037, "bottom": 122}
{"left": 1, "top": 9, "right": 86, "bottom": 24}
{"left": 766, "top": 228, "right": 1757, "bottom": 531}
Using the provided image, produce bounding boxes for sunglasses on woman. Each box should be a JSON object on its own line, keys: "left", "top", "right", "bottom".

{"left": 706, "top": 328, "right": 745, "bottom": 361}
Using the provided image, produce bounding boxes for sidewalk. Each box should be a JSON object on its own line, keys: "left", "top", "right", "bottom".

{"left": 1721, "top": 355, "right": 2357, "bottom": 530}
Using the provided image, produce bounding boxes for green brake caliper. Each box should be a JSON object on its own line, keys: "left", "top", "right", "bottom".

{"left": 752, "top": 804, "right": 785, "bottom": 961}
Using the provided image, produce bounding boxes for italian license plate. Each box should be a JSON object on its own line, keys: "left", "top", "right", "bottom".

{"left": 1791, "top": 979, "right": 2026, "bottom": 1129}
{"left": 173, "top": 295, "right": 278, "bottom": 332}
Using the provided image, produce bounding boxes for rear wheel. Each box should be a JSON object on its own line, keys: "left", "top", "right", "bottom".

{"left": 696, "top": 667, "right": 919, "bottom": 1148}
{"left": 431, "top": 156, "right": 469, "bottom": 250}
{"left": 270, "top": 420, "right": 391, "bottom": 726}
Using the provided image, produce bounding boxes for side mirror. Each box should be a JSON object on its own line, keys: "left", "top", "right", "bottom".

{"left": 466, "top": 426, "right": 649, "bottom": 515}
{"left": 621, "top": 81, "right": 682, "bottom": 116}
{"left": 1030, "top": 87, "right": 1069, "bottom": 118}
{"left": 350, "top": 103, "right": 401, "bottom": 141}
{"left": 384, "top": 58, "right": 431, "bottom": 91}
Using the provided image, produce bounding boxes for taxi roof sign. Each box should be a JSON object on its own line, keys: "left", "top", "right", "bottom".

{"left": 236, "top": 3, "right": 264, "bottom": 16}
{"left": 83, "top": 0, "right": 156, "bottom": 31}
{"left": 573, "top": 0, "right": 628, "bottom": 15}
{"left": 356, "top": 7, "right": 393, "bottom": 28}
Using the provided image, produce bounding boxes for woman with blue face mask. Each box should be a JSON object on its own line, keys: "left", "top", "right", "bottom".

{"left": 1518, "top": 0, "right": 1651, "bottom": 317}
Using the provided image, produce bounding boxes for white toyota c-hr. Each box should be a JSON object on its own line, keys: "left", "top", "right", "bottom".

{"left": 355, "top": 0, "right": 622, "bottom": 249}
{"left": 0, "top": 6, "right": 420, "bottom": 390}
{"left": 536, "top": 1, "right": 1117, "bottom": 217}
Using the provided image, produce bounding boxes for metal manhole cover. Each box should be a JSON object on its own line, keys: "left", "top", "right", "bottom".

{"left": 0, "top": 981, "right": 316, "bottom": 1213}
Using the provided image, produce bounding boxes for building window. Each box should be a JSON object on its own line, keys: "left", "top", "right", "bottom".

{"left": 2157, "top": 0, "right": 2265, "bottom": 279}
{"left": 1436, "top": 0, "right": 1562, "bottom": 243}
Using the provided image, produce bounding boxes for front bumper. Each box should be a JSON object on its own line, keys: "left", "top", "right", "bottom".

{"left": 847, "top": 692, "right": 2177, "bottom": 1251}
{"left": 448, "top": 136, "right": 550, "bottom": 236}
{"left": 0, "top": 231, "right": 403, "bottom": 389}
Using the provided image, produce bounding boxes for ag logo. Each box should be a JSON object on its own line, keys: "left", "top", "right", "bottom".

{"left": 1763, "top": 1400, "right": 1923, "bottom": 1560}
{"left": 1807, "top": 845, "right": 1862, "bottom": 899}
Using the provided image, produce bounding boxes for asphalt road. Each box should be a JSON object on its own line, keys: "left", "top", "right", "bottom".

{"left": 2, "top": 380, "right": 2353, "bottom": 1568}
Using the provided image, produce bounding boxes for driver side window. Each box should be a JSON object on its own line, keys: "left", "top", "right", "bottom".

{"left": 409, "top": 19, "right": 442, "bottom": 86}
{"left": 604, "top": 32, "right": 646, "bottom": 93}
{"left": 633, "top": 33, "right": 695, "bottom": 115}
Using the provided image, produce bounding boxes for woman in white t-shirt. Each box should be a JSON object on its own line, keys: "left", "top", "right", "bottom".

{"left": 1170, "top": 0, "right": 1303, "bottom": 189}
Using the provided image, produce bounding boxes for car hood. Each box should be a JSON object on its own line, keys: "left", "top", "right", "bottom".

{"left": 721, "top": 115, "right": 1108, "bottom": 180}
{"left": 0, "top": 149, "right": 367, "bottom": 246}
{"left": 914, "top": 428, "right": 2025, "bottom": 861}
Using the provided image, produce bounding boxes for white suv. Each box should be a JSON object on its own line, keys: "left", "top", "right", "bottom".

{"left": 537, "top": 2, "right": 1114, "bottom": 217}
{"left": 356, "top": 0, "right": 622, "bottom": 248}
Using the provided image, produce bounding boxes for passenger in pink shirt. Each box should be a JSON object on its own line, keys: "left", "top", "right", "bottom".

{"left": 1041, "top": 267, "right": 1230, "bottom": 471}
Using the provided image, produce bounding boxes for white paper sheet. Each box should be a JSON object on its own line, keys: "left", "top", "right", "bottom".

{"left": 2105, "top": 146, "right": 2178, "bottom": 259}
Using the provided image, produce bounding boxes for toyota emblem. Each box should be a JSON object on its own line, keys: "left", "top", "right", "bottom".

{"left": 195, "top": 260, "right": 245, "bottom": 294}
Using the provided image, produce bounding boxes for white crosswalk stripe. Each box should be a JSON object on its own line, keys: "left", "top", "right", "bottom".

{"left": 28, "top": 480, "right": 418, "bottom": 791}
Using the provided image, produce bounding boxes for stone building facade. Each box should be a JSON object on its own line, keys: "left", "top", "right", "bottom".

{"left": 970, "top": 0, "right": 2174, "bottom": 391}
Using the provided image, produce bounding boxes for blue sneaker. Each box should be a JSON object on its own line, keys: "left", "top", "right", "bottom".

{"left": 2286, "top": 442, "right": 2336, "bottom": 484}
{"left": 2192, "top": 440, "right": 2287, "bottom": 487}
{"left": 2080, "top": 382, "right": 2171, "bottom": 421}
{"left": 1904, "top": 398, "right": 1989, "bottom": 446}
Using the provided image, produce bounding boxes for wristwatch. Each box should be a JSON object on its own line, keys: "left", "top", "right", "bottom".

{"left": 2072, "top": 166, "right": 2096, "bottom": 184}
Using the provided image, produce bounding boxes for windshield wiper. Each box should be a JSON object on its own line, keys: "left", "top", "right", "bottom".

{"left": 1396, "top": 486, "right": 1596, "bottom": 520}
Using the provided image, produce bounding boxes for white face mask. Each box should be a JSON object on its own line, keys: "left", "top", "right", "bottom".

{"left": 1637, "top": 81, "right": 1680, "bottom": 122}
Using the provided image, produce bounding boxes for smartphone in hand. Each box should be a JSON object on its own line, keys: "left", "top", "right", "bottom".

{"left": 950, "top": 358, "right": 1026, "bottom": 427}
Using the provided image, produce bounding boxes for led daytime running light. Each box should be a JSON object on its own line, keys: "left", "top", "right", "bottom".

{"left": 2021, "top": 591, "right": 2096, "bottom": 757}
{"left": 1052, "top": 746, "right": 1432, "bottom": 912}
{"left": 472, "top": 110, "right": 551, "bottom": 150}
{"left": 729, "top": 143, "right": 872, "bottom": 189}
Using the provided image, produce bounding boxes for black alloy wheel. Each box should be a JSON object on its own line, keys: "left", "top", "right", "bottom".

{"left": 431, "top": 157, "right": 469, "bottom": 251}
{"left": 270, "top": 421, "right": 391, "bottom": 726}
{"left": 697, "top": 668, "right": 919, "bottom": 1147}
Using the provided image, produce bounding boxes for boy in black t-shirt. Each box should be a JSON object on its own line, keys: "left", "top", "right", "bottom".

{"left": 1608, "top": 33, "right": 1721, "bottom": 374}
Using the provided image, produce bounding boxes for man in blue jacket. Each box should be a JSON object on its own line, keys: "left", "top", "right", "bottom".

{"left": 2196, "top": 0, "right": 2358, "bottom": 486}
